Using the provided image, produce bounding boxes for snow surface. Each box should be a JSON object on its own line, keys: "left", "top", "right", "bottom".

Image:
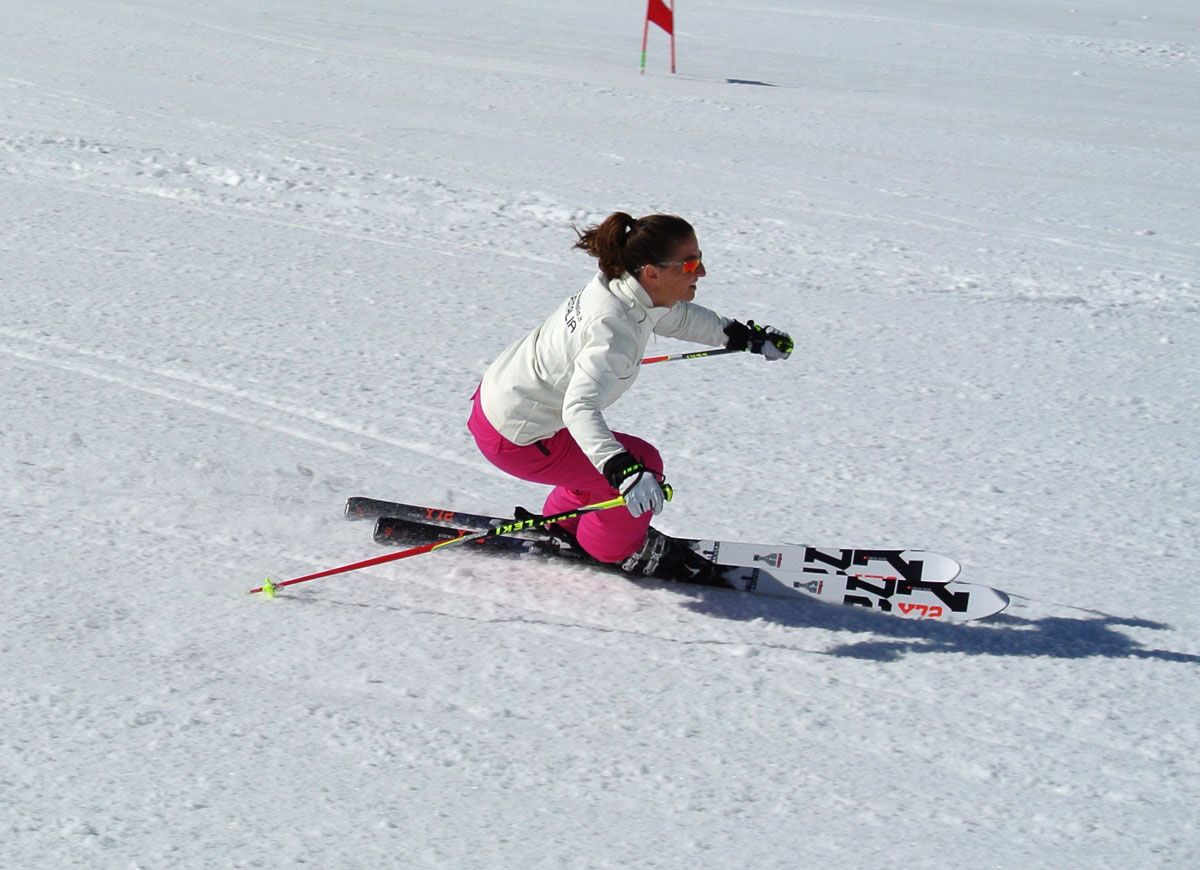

{"left": 2, "top": 0, "right": 1198, "bottom": 867}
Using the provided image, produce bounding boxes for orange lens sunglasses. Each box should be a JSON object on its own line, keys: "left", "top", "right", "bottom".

{"left": 656, "top": 252, "right": 703, "bottom": 273}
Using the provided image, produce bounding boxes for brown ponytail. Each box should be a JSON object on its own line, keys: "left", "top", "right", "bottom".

{"left": 573, "top": 212, "right": 695, "bottom": 280}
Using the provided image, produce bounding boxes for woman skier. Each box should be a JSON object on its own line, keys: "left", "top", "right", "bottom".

{"left": 468, "top": 211, "right": 793, "bottom": 578}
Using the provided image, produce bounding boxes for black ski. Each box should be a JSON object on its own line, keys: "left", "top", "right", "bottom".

{"left": 346, "top": 496, "right": 963, "bottom": 585}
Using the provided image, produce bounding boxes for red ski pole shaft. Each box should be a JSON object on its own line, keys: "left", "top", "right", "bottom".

{"left": 641, "top": 346, "right": 745, "bottom": 365}
{"left": 249, "top": 495, "right": 637, "bottom": 596}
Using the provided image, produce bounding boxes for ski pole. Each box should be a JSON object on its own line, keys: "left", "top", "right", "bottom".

{"left": 249, "top": 492, "right": 667, "bottom": 598}
{"left": 641, "top": 346, "right": 746, "bottom": 365}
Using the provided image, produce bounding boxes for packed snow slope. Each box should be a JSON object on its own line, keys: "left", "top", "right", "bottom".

{"left": 2, "top": 1, "right": 1198, "bottom": 867}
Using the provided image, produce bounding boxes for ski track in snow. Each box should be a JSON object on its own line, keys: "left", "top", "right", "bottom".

{"left": 2, "top": 0, "right": 1199, "bottom": 867}
{"left": 0, "top": 328, "right": 475, "bottom": 471}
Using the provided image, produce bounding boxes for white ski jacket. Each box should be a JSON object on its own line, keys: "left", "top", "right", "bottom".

{"left": 479, "top": 271, "right": 731, "bottom": 473}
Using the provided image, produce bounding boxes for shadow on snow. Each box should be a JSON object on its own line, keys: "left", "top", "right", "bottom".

{"left": 664, "top": 583, "right": 1199, "bottom": 664}
{"left": 287, "top": 537, "right": 1197, "bottom": 664}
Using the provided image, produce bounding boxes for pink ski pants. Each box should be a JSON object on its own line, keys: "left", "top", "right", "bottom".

{"left": 468, "top": 389, "right": 661, "bottom": 563}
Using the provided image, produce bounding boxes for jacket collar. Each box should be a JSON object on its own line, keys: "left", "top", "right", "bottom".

{"left": 607, "top": 272, "right": 675, "bottom": 325}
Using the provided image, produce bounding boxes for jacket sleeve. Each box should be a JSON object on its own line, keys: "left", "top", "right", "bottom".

{"left": 653, "top": 302, "right": 731, "bottom": 347}
{"left": 561, "top": 316, "right": 638, "bottom": 473}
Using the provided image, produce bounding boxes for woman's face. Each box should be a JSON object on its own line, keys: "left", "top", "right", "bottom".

{"left": 641, "top": 235, "right": 706, "bottom": 307}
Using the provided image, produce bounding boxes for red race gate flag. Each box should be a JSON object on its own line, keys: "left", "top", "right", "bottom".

{"left": 647, "top": 0, "right": 674, "bottom": 33}
{"left": 641, "top": 0, "right": 676, "bottom": 74}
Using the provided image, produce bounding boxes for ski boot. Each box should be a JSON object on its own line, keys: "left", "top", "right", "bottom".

{"left": 620, "top": 527, "right": 721, "bottom": 585}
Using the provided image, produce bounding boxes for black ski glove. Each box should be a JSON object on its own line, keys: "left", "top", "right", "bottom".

{"left": 723, "top": 319, "right": 794, "bottom": 360}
